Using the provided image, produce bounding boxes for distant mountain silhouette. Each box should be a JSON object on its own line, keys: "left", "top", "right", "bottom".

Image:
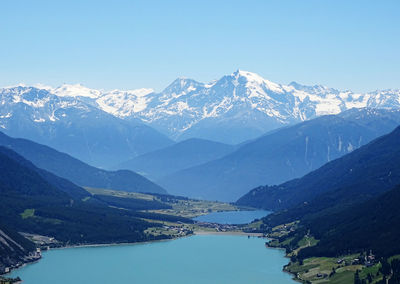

{"left": 160, "top": 108, "right": 400, "bottom": 201}
{"left": 0, "top": 131, "right": 167, "bottom": 194}
{"left": 118, "top": 138, "right": 235, "bottom": 180}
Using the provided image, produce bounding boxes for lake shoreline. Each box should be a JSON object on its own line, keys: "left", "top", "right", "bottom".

{"left": 7, "top": 210, "right": 293, "bottom": 283}
{"left": 2, "top": 235, "right": 179, "bottom": 277}
{"left": 4, "top": 229, "right": 263, "bottom": 277}
{"left": 8, "top": 233, "right": 296, "bottom": 284}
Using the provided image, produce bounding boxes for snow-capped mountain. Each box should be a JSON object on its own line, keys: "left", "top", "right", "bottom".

{"left": 1, "top": 70, "right": 400, "bottom": 148}
{"left": 98, "top": 70, "right": 400, "bottom": 143}
{"left": 0, "top": 85, "right": 173, "bottom": 168}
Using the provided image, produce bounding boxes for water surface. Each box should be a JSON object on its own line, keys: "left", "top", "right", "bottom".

{"left": 9, "top": 235, "right": 294, "bottom": 284}
{"left": 194, "top": 210, "right": 270, "bottom": 224}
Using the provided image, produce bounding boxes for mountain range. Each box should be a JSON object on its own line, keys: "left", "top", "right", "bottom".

{"left": 105, "top": 70, "right": 400, "bottom": 144}
{"left": 0, "top": 86, "right": 173, "bottom": 168}
{"left": 1, "top": 70, "right": 400, "bottom": 166}
{"left": 158, "top": 108, "right": 400, "bottom": 201}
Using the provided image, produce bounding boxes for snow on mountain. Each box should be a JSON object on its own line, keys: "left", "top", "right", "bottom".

{"left": 0, "top": 86, "right": 91, "bottom": 125}
{"left": 125, "top": 70, "right": 400, "bottom": 143}
{"left": 53, "top": 84, "right": 102, "bottom": 99}
{"left": 1, "top": 70, "right": 400, "bottom": 144}
{"left": 96, "top": 88, "right": 154, "bottom": 117}
{"left": 0, "top": 86, "right": 173, "bottom": 167}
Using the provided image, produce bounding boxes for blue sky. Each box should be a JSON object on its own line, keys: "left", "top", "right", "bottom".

{"left": 0, "top": 0, "right": 399, "bottom": 92}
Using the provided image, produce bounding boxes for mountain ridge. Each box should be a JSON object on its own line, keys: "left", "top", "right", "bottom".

{"left": 237, "top": 125, "right": 400, "bottom": 212}
{"left": 157, "top": 108, "right": 400, "bottom": 201}
{"left": 0, "top": 131, "right": 166, "bottom": 194}
{"left": 0, "top": 86, "right": 173, "bottom": 167}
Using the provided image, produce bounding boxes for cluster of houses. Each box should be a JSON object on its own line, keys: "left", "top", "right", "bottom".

{"left": 162, "top": 220, "right": 242, "bottom": 236}
{"left": 313, "top": 252, "right": 377, "bottom": 281}
{"left": 333, "top": 251, "right": 377, "bottom": 268}
{"left": 351, "top": 251, "right": 376, "bottom": 267}
{"left": 162, "top": 225, "right": 192, "bottom": 236}
{"left": 195, "top": 221, "right": 238, "bottom": 232}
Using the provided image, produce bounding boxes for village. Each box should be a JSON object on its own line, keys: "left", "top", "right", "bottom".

{"left": 194, "top": 221, "right": 241, "bottom": 233}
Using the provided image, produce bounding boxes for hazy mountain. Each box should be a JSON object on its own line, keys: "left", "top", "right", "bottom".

{"left": 237, "top": 125, "right": 400, "bottom": 212}
{"left": 0, "top": 86, "right": 173, "bottom": 168}
{"left": 117, "top": 138, "right": 235, "bottom": 180}
{"left": 158, "top": 109, "right": 400, "bottom": 201}
{"left": 0, "top": 131, "right": 166, "bottom": 194}
{"left": 0, "top": 146, "right": 90, "bottom": 200}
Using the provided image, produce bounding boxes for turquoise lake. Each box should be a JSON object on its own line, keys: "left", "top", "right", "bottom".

{"left": 9, "top": 235, "right": 295, "bottom": 284}
{"left": 193, "top": 210, "right": 270, "bottom": 224}
{"left": 9, "top": 211, "right": 295, "bottom": 283}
